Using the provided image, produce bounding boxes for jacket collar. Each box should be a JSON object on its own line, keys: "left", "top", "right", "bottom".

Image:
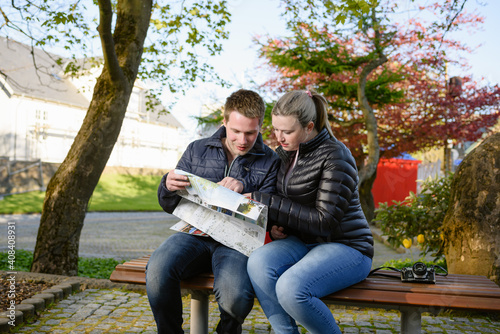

{"left": 206, "top": 126, "right": 267, "bottom": 156}
{"left": 277, "top": 128, "right": 332, "bottom": 161}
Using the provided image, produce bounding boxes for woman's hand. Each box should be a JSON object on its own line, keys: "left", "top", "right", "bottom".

{"left": 270, "top": 225, "right": 288, "bottom": 240}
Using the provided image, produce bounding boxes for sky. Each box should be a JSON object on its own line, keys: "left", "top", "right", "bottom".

{"left": 168, "top": 0, "right": 500, "bottom": 132}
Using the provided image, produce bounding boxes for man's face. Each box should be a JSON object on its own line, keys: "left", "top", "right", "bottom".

{"left": 223, "top": 111, "right": 261, "bottom": 159}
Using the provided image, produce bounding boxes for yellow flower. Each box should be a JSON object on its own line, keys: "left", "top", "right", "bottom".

{"left": 417, "top": 234, "right": 425, "bottom": 244}
{"left": 402, "top": 238, "right": 412, "bottom": 249}
{"left": 440, "top": 232, "right": 444, "bottom": 241}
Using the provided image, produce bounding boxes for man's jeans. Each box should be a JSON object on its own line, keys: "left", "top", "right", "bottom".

{"left": 146, "top": 233, "right": 254, "bottom": 334}
{"left": 247, "top": 236, "right": 372, "bottom": 334}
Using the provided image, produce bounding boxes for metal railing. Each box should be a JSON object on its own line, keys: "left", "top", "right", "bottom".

{"left": 0, "top": 158, "right": 46, "bottom": 199}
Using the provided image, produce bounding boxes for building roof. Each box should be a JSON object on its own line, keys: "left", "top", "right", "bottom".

{"left": 0, "top": 36, "right": 90, "bottom": 108}
{"left": 146, "top": 109, "right": 185, "bottom": 129}
{"left": 0, "top": 36, "right": 184, "bottom": 129}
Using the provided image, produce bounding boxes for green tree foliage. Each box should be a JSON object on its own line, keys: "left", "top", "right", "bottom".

{"left": 0, "top": 0, "right": 231, "bottom": 103}
{"left": 374, "top": 173, "right": 454, "bottom": 260}
{"left": 260, "top": 1, "right": 499, "bottom": 161}
{"left": 256, "top": 0, "right": 499, "bottom": 221}
{"left": 0, "top": 0, "right": 232, "bottom": 275}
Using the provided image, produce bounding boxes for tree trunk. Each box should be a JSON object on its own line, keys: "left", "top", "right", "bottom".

{"left": 442, "top": 132, "right": 500, "bottom": 286}
{"left": 31, "top": 0, "right": 153, "bottom": 275}
{"left": 359, "top": 167, "right": 377, "bottom": 222}
{"left": 356, "top": 55, "right": 387, "bottom": 221}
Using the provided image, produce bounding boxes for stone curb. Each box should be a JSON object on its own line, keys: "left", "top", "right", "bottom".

{"left": 0, "top": 271, "right": 147, "bottom": 292}
{"left": 0, "top": 271, "right": 146, "bottom": 333}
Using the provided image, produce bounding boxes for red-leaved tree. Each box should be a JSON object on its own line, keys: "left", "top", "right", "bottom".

{"left": 257, "top": 0, "right": 500, "bottom": 220}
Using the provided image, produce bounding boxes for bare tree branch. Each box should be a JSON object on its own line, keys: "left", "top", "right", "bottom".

{"left": 444, "top": 0, "right": 468, "bottom": 34}
{"left": 97, "top": 0, "right": 125, "bottom": 84}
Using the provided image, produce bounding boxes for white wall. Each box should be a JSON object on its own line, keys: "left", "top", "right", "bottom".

{"left": 1, "top": 94, "right": 189, "bottom": 170}
{"left": 109, "top": 115, "right": 189, "bottom": 169}
{"left": 0, "top": 95, "right": 84, "bottom": 162}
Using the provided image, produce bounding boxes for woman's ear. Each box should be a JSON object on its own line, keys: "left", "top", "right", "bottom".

{"left": 307, "top": 121, "right": 315, "bottom": 133}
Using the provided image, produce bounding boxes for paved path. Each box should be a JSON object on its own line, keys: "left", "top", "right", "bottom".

{"left": 0, "top": 212, "right": 179, "bottom": 261}
{"left": 1, "top": 212, "right": 499, "bottom": 333}
{"left": 0, "top": 211, "right": 419, "bottom": 267}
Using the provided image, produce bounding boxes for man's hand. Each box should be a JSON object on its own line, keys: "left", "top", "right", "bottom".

{"left": 218, "top": 177, "right": 244, "bottom": 193}
{"left": 166, "top": 170, "right": 190, "bottom": 191}
{"left": 270, "top": 225, "right": 288, "bottom": 240}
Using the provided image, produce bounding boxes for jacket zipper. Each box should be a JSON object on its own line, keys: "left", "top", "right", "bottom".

{"left": 225, "top": 156, "right": 238, "bottom": 177}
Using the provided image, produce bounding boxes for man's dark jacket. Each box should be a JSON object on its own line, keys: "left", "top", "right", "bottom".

{"left": 158, "top": 126, "right": 280, "bottom": 213}
{"left": 252, "top": 128, "right": 374, "bottom": 258}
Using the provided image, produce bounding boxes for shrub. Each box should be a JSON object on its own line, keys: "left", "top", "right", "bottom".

{"left": 380, "top": 257, "right": 447, "bottom": 271}
{"left": 374, "top": 173, "right": 454, "bottom": 260}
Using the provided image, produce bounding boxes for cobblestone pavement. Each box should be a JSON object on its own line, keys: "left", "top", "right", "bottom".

{"left": 2, "top": 212, "right": 499, "bottom": 333}
{"left": 13, "top": 289, "right": 500, "bottom": 333}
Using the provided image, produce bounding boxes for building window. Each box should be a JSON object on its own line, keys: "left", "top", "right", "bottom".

{"left": 35, "top": 110, "right": 48, "bottom": 139}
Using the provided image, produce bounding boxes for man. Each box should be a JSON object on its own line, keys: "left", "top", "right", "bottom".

{"left": 146, "top": 89, "right": 280, "bottom": 334}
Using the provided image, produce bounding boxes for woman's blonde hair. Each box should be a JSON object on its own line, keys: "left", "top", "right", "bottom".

{"left": 272, "top": 90, "right": 334, "bottom": 137}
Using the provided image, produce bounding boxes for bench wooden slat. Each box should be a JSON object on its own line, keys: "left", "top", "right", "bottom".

{"left": 328, "top": 288, "right": 500, "bottom": 311}
{"left": 181, "top": 273, "right": 215, "bottom": 290}
{"left": 351, "top": 279, "right": 500, "bottom": 298}
{"left": 110, "top": 256, "right": 500, "bottom": 334}
{"left": 110, "top": 257, "right": 500, "bottom": 311}
{"left": 109, "top": 265, "right": 147, "bottom": 284}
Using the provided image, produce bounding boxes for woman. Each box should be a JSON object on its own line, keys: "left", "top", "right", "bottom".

{"left": 248, "top": 90, "right": 374, "bottom": 334}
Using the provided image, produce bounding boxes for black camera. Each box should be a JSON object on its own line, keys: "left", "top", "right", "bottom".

{"left": 401, "top": 262, "right": 436, "bottom": 283}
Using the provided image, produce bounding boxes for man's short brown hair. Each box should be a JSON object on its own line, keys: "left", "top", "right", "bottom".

{"left": 224, "top": 89, "right": 265, "bottom": 125}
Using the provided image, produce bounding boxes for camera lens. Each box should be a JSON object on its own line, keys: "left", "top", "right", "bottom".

{"left": 412, "top": 262, "right": 427, "bottom": 275}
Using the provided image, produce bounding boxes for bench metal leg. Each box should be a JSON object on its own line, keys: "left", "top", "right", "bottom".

{"left": 191, "top": 290, "right": 209, "bottom": 334}
{"left": 400, "top": 306, "right": 422, "bottom": 334}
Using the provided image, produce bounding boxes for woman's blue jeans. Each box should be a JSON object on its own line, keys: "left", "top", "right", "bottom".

{"left": 247, "top": 236, "right": 372, "bottom": 334}
{"left": 146, "top": 232, "right": 254, "bottom": 334}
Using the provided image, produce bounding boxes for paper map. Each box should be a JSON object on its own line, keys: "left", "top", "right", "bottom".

{"left": 171, "top": 169, "right": 268, "bottom": 256}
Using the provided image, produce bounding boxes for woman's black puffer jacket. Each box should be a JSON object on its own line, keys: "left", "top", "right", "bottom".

{"left": 252, "top": 128, "right": 374, "bottom": 258}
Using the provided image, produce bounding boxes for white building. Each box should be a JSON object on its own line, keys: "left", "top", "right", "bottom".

{"left": 0, "top": 37, "right": 190, "bottom": 171}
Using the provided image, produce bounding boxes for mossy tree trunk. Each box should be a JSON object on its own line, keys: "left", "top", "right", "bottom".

{"left": 356, "top": 8, "right": 387, "bottom": 222}
{"left": 442, "top": 132, "right": 500, "bottom": 286}
{"left": 356, "top": 54, "right": 387, "bottom": 222}
{"left": 359, "top": 168, "right": 377, "bottom": 222}
{"left": 31, "top": 0, "right": 153, "bottom": 275}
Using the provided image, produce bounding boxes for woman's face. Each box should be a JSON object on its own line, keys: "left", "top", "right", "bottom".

{"left": 272, "top": 115, "right": 313, "bottom": 151}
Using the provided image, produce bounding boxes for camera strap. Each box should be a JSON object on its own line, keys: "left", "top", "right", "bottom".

{"left": 368, "top": 265, "right": 448, "bottom": 279}
{"left": 432, "top": 265, "right": 448, "bottom": 276}
{"left": 368, "top": 266, "right": 403, "bottom": 279}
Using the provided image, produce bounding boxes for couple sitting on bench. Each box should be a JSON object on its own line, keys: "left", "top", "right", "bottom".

{"left": 145, "top": 88, "right": 373, "bottom": 334}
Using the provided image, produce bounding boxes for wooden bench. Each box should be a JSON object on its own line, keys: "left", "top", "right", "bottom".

{"left": 110, "top": 255, "right": 500, "bottom": 334}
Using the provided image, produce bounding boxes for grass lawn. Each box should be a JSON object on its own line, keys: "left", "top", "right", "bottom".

{"left": 0, "top": 249, "right": 124, "bottom": 279}
{"left": 0, "top": 174, "right": 162, "bottom": 277}
{"left": 0, "top": 174, "right": 162, "bottom": 214}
